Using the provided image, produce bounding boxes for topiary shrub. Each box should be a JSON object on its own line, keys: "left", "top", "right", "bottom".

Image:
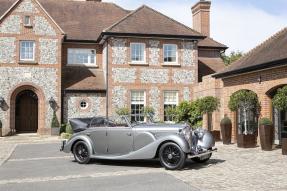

{"left": 259, "top": 118, "right": 273, "bottom": 126}
{"left": 220, "top": 116, "right": 232, "bottom": 126}
{"left": 198, "top": 96, "right": 220, "bottom": 114}
{"left": 51, "top": 111, "right": 60, "bottom": 128}
{"left": 272, "top": 86, "right": 287, "bottom": 111}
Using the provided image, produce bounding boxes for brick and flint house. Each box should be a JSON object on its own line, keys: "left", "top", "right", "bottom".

{"left": 0, "top": 0, "right": 227, "bottom": 136}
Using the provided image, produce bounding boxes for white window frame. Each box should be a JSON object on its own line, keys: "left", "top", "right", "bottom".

{"left": 130, "top": 43, "right": 146, "bottom": 64}
{"left": 67, "top": 48, "right": 97, "bottom": 67}
{"left": 163, "top": 44, "right": 178, "bottom": 65}
{"left": 163, "top": 91, "right": 179, "bottom": 122}
{"left": 130, "top": 90, "right": 146, "bottom": 122}
{"left": 20, "top": 41, "right": 35, "bottom": 61}
{"left": 24, "top": 16, "right": 31, "bottom": 26}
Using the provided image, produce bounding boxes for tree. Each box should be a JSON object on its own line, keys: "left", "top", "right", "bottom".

{"left": 198, "top": 96, "right": 220, "bottom": 115}
{"left": 228, "top": 90, "right": 260, "bottom": 135}
{"left": 221, "top": 51, "right": 243, "bottom": 65}
{"left": 272, "top": 86, "right": 287, "bottom": 111}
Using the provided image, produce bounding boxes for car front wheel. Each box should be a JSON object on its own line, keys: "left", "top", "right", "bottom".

{"left": 73, "top": 141, "right": 91, "bottom": 164}
{"left": 159, "top": 142, "right": 186, "bottom": 170}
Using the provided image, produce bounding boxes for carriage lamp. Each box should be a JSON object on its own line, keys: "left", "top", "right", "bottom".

{"left": 0, "top": 97, "right": 4, "bottom": 108}
{"left": 49, "top": 97, "right": 57, "bottom": 110}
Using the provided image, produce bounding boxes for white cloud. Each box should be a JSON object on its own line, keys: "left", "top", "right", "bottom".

{"left": 104, "top": 0, "right": 287, "bottom": 53}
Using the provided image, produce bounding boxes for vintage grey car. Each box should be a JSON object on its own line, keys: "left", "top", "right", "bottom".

{"left": 61, "top": 116, "right": 217, "bottom": 170}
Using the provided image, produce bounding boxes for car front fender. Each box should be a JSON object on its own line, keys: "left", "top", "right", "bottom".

{"left": 156, "top": 134, "right": 190, "bottom": 153}
{"left": 62, "top": 134, "right": 94, "bottom": 154}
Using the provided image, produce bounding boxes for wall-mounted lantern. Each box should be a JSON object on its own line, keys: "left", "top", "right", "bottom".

{"left": 49, "top": 97, "right": 57, "bottom": 110}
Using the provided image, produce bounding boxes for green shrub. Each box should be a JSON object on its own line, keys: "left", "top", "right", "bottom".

{"left": 220, "top": 116, "right": 232, "bottom": 125}
{"left": 142, "top": 106, "right": 155, "bottom": 117}
{"left": 60, "top": 124, "right": 66, "bottom": 134}
{"left": 228, "top": 90, "right": 260, "bottom": 112}
{"left": 198, "top": 96, "right": 220, "bottom": 114}
{"left": 0, "top": 120, "right": 2, "bottom": 129}
{"left": 51, "top": 111, "right": 60, "bottom": 128}
{"left": 65, "top": 123, "right": 73, "bottom": 134}
{"left": 116, "top": 107, "right": 130, "bottom": 116}
{"left": 61, "top": 133, "right": 72, "bottom": 140}
{"left": 272, "top": 86, "right": 287, "bottom": 111}
{"left": 259, "top": 118, "right": 273, "bottom": 126}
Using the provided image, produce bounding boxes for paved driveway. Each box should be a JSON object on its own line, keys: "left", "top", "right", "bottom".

{"left": 0, "top": 142, "right": 197, "bottom": 191}
{"left": 0, "top": 138, "right": 286, "bottom": 191}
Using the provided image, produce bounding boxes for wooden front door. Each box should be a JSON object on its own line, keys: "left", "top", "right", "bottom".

{"left": 15, "top": 90, "right": 38, "bottom": 133}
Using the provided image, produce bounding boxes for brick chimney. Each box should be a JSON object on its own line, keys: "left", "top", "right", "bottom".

{"left": 192, "top": 0, "right": 211, "bottom": 37}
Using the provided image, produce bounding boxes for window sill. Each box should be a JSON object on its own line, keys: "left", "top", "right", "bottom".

{"left": 129, "top": 62, "right": 148, "bottom": 66}
{"left": 66, "top": 64, "right": 99, "bottom": 68}
{"left": 19, "top": 61, "right": 38, "bottom": 65}
{"left": 24, "top": 25, "right": 33, "bottom": 28}
{"left": 162, "top": 63, "right": 181, "bottom": 67}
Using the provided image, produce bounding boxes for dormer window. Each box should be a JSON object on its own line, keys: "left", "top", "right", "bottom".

{"left": 24, "top": 16, "right": 32, "bottom": 27}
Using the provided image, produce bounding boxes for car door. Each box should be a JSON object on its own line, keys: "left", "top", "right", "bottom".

{"left": 89, "top": 117, "right": 108, "bottom": 155}
{"left": 107, "top": 121, "right": 134, "bottom": 155}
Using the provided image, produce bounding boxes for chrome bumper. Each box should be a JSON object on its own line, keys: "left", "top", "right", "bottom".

{"left": 187, "top": 148, "right": 217, "bottom": 159}
{"left": 60, "top": 140, "right": 67, "bottom": 152}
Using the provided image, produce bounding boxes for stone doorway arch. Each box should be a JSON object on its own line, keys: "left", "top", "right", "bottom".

{"left": 9, "top": 84, "right": 46, "bottom": 134}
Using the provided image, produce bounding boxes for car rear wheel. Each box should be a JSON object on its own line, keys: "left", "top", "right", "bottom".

{"left": 159, "top": 142, "right": 186, "bottom": 170}
{"left": 73, "top": 141, "right": 91, "bottom": 164}
{"left": 191, "top": 153, "right": 212, "bottom": 163}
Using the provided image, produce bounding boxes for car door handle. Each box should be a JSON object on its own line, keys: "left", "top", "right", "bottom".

{"left": 127, "top": 132, "right": 132, "bottom": 136}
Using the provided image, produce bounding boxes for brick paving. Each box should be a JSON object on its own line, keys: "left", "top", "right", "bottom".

{"left": 167, "top": 142, "right": 287, "bottom": 191}
{"left": 1, "top": 135, "right": 286, "bottom": 191}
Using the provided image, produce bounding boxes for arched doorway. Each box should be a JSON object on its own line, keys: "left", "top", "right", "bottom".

{"left": 15, "top": 90, "right": 38, "bottom": 133}
{"left": 266, "top": 84, "right": 287, "bottom": 145}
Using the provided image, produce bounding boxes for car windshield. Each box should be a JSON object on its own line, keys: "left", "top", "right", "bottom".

{"left": 107, "top": 116, "right": 130, "bottom": 127}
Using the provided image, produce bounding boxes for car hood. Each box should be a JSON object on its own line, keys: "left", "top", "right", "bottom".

{"left": 133, "top": 123, "right": 189, "bottom": 137}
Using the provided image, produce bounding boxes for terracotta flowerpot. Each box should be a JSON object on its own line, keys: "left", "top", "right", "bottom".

{"left": 282, "top": 138, "right": 287, "bottom": 155}
{"left": 211, "top": 130, "right": 221, "bottom": 142}
{"left": 237, "top": 134, "right": 257, "bottom": 148}
{"left": 220, "top": 124, "right": 232, "bottom": 144}
{"left": 259, "top": 125, "right": 274, "bottom": 151}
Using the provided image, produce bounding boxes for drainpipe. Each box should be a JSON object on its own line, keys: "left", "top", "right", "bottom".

{"left": 105, "top": 39, "right": 109, "bottom": 119}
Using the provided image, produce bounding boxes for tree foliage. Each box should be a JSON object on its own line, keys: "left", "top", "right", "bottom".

{"left": 228, "top": 90, "right": 260, "bottom": 112}
{"left": 221, "top": 51, "right": 243, "bottom": 65}
{"left": 272, "top": 86, "right": 287, "bottom": 111}
{"left": 198, "top": 96, "right": 220, "bottom": 114}
{"left": 115, "top": 107, "right": 130, "bottom": 116}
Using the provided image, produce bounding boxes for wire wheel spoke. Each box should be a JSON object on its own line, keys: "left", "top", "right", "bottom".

{"left": 163, "top": 145, "right": 181, "bottom": 166}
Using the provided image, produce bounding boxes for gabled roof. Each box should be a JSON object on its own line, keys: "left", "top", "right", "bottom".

{"left": 214, "top": 27, "right": 287, "bottom": 78}
{"left": 38, "top": 0, "right": 130, "bottom": 41}
{"left": 0, "top": 0, "right": 226, "bottom": 48}
{"left": 198, "top": 37, "right": 228, "bottom": 49}
{"left": 103, "top": 5, "right": 204, "bottom": 39}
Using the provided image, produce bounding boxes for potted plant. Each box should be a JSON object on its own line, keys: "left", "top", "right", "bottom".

{"left": 198, "top": 96, "right": 220, "bottom": 141}
{"left": 259, "top": 118, "right": 274, "bottom": 151}
{"left": 51, "top": 111, "right": 60, "bottom": 136}
{"left": 220, "top": 115, "right": 232, "bottom": 144}
{"left": 272, "top": 86, "right": 287, "bottom": 155}
{"left": 229, "top": 90, "right": 260, "bottom": 148}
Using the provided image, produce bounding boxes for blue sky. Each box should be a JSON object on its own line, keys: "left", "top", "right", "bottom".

{"left": 103, "top": 0, "right": 287, "bottom": 54}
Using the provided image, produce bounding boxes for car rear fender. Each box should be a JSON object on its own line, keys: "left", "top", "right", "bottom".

{"left": 63, "top": 134, "right": 94, "bottom": 154}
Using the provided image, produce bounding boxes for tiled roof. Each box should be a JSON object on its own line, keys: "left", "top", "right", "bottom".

{"left": 214, "top": 28, "right": 287, "bottom": 78}
{"left": 199, "top": 57, "right": 226, "bottom": 72}
{"left": 198, "top": 37, "right": 227, "bottom": 49}
{"left": 63, "top": 68, "right": 105, "bottom": 91}
{"left": 103, "top": 5, "right": 204, "bottom": 39}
